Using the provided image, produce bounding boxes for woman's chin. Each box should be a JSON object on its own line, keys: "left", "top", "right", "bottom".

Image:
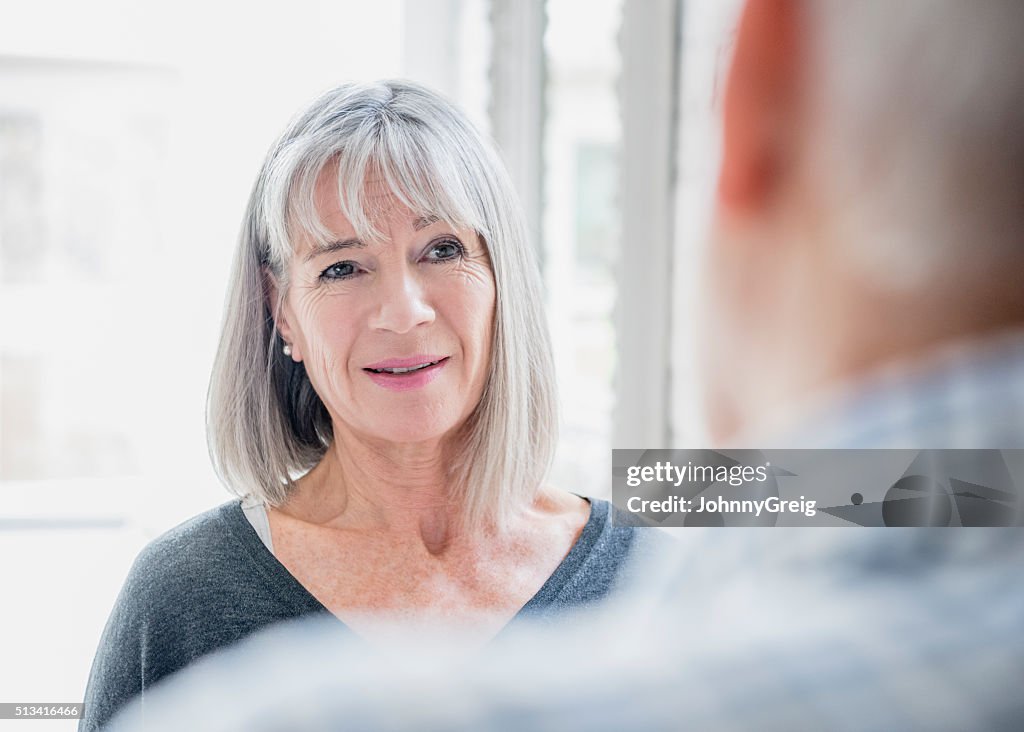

{"left": 358, "top": 419, "right": 462, "bottom": 448}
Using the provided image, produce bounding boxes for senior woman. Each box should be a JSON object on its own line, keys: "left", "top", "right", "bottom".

{"left": 80, "top": 80, "right": 658, "bottom": 731}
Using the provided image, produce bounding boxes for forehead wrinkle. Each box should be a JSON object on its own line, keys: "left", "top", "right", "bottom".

{"left": 301, "top": 186, "right": 444, "bottom": 260}
{"left": 370, "top": 142, "right": 479, "bottom": 234}
{"left": 303, "top": 154, "right": 476, "bottom": 257}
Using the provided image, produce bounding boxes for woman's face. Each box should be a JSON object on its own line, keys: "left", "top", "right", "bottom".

{"left": 273, "top": 168, "right": 496, "bottom": 447}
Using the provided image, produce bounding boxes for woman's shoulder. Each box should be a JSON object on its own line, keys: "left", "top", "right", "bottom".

{"left": 521, "top": 494, "right": 676, "bottom": 615}
{"left": 118, "top": 499, "right": 323, "bottom": 627}
{"left": 540, "top": 490, "right": 675, "bottom": 546}
{"left": 582, "top": 496, "right": 677, "bottom": 549}
{"left": 566, "top": 495, "right": 677, "bottom": 572}
{"left": 96, "top": 499, "right": 310, "bottom": 675}
{"left": 80, "top": 500, "right": 309, "bottom": 731}
{"left": 127, "top": 500, "right": 249, "bottom": 585}
{"left": 114, "top": 499, "right": 293, "bottom": 626}
{"left": 580, "top": 496, "right": 677, "bottom": 582}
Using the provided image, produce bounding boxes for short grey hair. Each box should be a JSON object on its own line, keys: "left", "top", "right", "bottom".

{"left": 207, "top": 80, "right": 557, "bottom": 530}
{"left": 807, "top": 0, "right": 1024, "bottom": 288}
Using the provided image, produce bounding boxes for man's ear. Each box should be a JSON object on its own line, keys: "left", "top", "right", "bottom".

{"left": 263, "top": 266, "right": 302, "bottom": 362}
{"left": 717, "top": 0, "right": 803, "bottom": 212}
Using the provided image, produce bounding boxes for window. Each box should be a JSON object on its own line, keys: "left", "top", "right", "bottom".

{"left": 543, "top": 0, "right": 624, "bottom": 496}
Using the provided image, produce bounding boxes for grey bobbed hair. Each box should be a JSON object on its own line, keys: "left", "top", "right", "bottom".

{"left": 207, "top": 80, "right": 557, "bottom": 530}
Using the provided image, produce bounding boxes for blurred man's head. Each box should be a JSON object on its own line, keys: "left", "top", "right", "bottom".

{"left": 701, "top": 0, "right": 1024, "bottom": 443}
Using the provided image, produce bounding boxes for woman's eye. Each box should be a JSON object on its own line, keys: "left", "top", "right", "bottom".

{"left": 424, "top": 239, "right": 464, "bottom": 262}
{"left": 320, "top": 261, "right": 359, "bottom": 280}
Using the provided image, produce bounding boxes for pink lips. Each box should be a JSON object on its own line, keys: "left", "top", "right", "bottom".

{"left": 363, "top": 355, "right": 449, "bottom": 392}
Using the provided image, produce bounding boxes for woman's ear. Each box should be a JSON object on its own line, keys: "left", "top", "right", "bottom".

{"left": 263, "top": 266, "right": 302, "bottom": 362}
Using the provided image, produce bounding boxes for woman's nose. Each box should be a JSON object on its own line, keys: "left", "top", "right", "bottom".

{"left": 369, "top": 268, "right": 435, "bottom": 334}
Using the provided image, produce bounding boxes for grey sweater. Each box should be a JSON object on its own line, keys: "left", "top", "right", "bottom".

{"left": 80, "top": 497, "right": 661, "bottom": 731}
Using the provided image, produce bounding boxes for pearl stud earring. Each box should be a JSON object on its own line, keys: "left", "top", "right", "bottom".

{"left": 283, "top": 344, "right": 292, "bottom": 357}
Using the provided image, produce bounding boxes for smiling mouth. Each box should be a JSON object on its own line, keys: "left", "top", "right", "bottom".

{"left": 364, "top": 358, "right": 448, "bottom": 375}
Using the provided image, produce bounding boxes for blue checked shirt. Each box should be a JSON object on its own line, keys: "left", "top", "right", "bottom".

{"left": 768, "top": 328, "right": 1024, "bottom": 450}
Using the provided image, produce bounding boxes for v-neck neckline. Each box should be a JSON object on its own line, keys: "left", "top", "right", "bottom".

{"left": 220, "top": 496, "right": 606, "bottom": 639}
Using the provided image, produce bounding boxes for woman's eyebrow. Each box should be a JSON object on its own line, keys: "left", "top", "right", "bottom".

{"left": 413, "top": 215, "right": 440, "bottom": 230}
{"left": 303, "top": 238, "right": 365, "bottom": 263}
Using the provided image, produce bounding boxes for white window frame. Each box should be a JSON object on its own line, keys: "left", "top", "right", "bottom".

{"left": 614, "top": 0, "right": 680, "bottom": 448}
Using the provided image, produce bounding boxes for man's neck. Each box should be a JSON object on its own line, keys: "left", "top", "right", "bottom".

{"left": 730, "top": 326, "right": 1024, "bottom": 448}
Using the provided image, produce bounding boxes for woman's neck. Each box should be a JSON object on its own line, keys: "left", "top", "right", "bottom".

{"left": 278, "top": 429, "right": 474, "bottom": 553}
